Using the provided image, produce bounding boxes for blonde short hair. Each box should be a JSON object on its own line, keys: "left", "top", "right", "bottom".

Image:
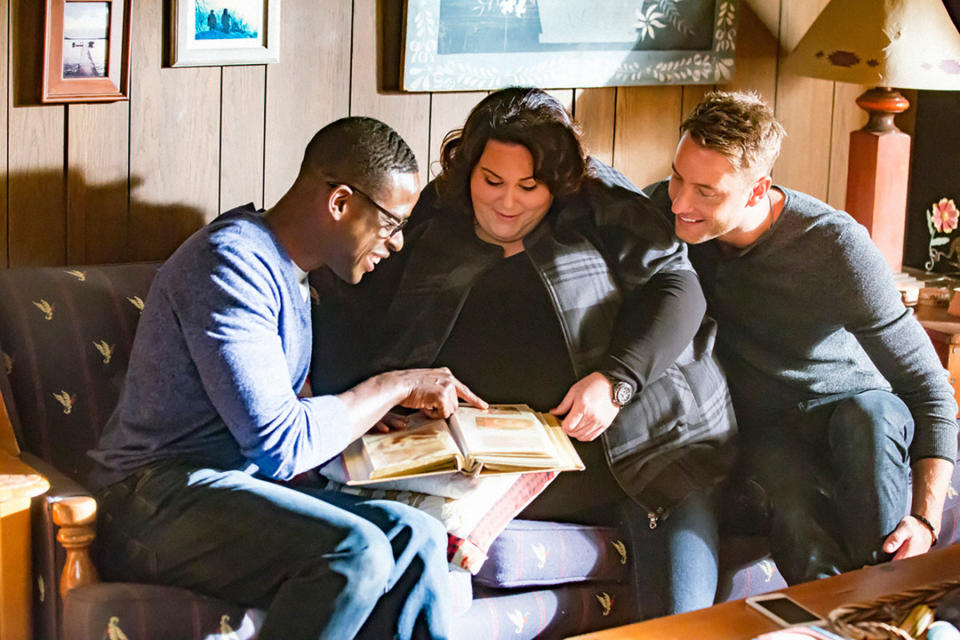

{"left": 680, "top": 90, "right": 786, "bottom": 176}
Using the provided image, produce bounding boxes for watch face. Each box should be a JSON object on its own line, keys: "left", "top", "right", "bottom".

{"left": 613, "top": 381, "right": 632, "bottom": 406}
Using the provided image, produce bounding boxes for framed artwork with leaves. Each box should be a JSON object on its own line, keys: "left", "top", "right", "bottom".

{"left": 400, "top": 0, "right": 738, "bottom": 92}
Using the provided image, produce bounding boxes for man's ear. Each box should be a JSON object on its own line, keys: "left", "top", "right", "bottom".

{"left": 746, "top": 175, "right": 772, "bottom": 207}
{"left": 327, "top": 184, "right": 349, "bottom": 222}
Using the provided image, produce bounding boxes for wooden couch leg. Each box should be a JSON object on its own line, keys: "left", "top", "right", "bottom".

{"left": 51, "top": 496, "right": 99, "bottom": 599}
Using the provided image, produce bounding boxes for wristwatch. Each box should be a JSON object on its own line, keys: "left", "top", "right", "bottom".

{"left": 602, "top": 373, "right": 635, "bottom": 407}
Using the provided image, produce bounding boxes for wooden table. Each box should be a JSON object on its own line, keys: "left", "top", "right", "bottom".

{"left": 0, "top": 452, "right": 49, "bottom": 640}
{"left": 568, "top": 543, "right": 960, "bottom": 640}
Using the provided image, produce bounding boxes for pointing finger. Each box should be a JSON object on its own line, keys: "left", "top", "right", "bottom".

{"left": 454, "top": 379, "right": 488, "bottom": 409}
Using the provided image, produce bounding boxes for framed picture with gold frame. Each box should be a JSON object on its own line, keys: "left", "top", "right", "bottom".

{"left": 169, "top": 0, "right": 281, "bottom": 67}
{"left": 43, "top": 0, "right": 131, "bottom": 103}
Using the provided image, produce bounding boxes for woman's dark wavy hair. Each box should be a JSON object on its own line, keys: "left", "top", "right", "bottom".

{"left": 435, "top": 87, "right": 587, "bottom": 210}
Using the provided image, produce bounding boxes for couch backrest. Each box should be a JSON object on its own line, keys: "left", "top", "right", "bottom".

{"left": 0, "top": 263, "right": 160, "bottom": 483}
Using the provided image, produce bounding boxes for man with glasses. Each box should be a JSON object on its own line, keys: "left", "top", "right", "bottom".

{"left": 327, "top": 181, "right": 409, "bottom": 236}
{"left": 88, "top": 117, "right": 484, "bottom": 640}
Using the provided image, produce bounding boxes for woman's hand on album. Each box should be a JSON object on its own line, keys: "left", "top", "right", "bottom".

{"left": 550, "top": 372, "right": 620, "bottom": 442}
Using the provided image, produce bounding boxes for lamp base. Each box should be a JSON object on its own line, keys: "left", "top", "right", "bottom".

{"left": 855, "top": 87, "right": 910, "bottom": 134}
{"left": 845, "top": 88, "right": 912, "bottom": 272}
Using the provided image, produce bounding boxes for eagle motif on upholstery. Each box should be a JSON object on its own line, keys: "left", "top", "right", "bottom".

{"left": 32, "top": 300, "right": 54, "bottom": 321}
{"left": 93, "top": 340, "right": 115, "bottom": 365}
{"left": 611, "top": 539, "right": 628, "bottom": 565}
{"left": 127, "top": 296, "right": 145, "bottom": 312}
{"left": 64, "top": 270, "right": 86, "bottom": 282}
{"left": 506, "top": 609, "right": 527, "bottom": 633}
{"left": 531, "top": 542, "right": 548, "bottom": 569}
{"left": 219, "top": 614, "right": 240, "bottom": 639}
{"left": 103, "top": 616, "right": 128, "bottom": 640}
{"left": 596, "top": 591, "right": 613, "bottom": 616}
{"left": 760, "top": 559, "right": 776, "bottom": 581}
{"left": 52, "top": 390, "right": 76, "bottom": 415}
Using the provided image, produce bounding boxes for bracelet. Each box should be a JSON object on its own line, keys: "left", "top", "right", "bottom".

{"left": 911, "top": 512, "right": 939, "bottom": 546}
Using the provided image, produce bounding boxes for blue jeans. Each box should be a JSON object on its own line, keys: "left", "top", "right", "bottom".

{"left": 95, "top": 461, "right": 451, "bottom": 640}
{"left": 519, "top": 439, "right": 720, "bottom": 619}
{"left": 742, "top": 390, "right": 914, "bottom": 584}
{"left": 518, "top": 439, "right": 720, "bottom": 618}
{"left": 625, "top": 488, "right": 719, "bottom": 618}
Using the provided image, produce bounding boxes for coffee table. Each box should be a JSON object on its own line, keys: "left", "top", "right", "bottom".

{"left": 568, "top": 543, "right": 960, "bottom": 639}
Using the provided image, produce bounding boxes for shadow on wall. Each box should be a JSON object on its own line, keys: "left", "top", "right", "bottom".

{"left": 6, "top": 170, "right": 207, "bottom": 267}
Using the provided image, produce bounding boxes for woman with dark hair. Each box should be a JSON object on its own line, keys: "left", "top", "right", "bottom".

{"left": 313, "top": 87, "right": 736, "bottom": 618}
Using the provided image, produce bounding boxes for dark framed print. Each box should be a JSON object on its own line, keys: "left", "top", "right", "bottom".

{"left": 43, "top": 0, "right": 131, "bottom": 103}
{"left": 170, "top": 0, "right": 281, "bottom": 67}
{"left": 401, "top": 0, "right": 738, "bottom": 91}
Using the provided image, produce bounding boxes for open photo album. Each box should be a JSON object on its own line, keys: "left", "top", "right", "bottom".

{"left": 339, "top": 404, "right": 585, "bottom": 485}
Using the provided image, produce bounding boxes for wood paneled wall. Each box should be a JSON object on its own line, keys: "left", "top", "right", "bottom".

{"left": 1, "top": 0, "right": 872, "bottom": 267}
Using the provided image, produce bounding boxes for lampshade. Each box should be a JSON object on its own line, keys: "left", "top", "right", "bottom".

{"left": 786, "top": 0, "right": 960, "bottom": 90}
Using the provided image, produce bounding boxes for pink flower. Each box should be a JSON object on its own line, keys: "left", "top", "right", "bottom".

{"left": 932, "top": 197, "right": 959, "bottom": 233}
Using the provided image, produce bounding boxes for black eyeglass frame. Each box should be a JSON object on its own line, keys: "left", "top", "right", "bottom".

{"left": 327, "top": 181, "right": 408, "bottom": 238}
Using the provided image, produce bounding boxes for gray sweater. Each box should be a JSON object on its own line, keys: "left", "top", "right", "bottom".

{"left": 647, "top": 180, "right": 958, "bottom": 462}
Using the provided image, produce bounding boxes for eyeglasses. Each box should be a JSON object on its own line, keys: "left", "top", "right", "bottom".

{"left": 327, "top": 182, "right": 408, "bottom": 239}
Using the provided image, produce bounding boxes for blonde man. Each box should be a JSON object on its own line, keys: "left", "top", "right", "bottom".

{"left": 643, "top": 90, "right": 957, "bottom": 584}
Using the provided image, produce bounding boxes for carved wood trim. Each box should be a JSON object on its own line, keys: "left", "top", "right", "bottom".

{"left": 51, "top": 496, "right": 99, "bottom": 598}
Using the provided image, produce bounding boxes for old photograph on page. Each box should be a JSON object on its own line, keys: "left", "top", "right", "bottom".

{"left": 361, "top": 416, "right": 462, "bottom": 479}
{"left": 450, "top": 404, "right": 556, "bottom": 459}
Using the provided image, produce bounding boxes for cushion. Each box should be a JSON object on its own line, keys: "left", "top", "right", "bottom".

{"left": 63, "top": 583, "right": 260, "bottom": 640}
{"left": 476, "top": 519, "right": 631, "bottom": 588}
{"left": 63, "top": 569, "right": 474, "bottom": 640}
{"left": 313, "top": 467, "right": 557, "bottom": 573}
{"left": 716, "top": 535, "right": 787, "bottom": 602}
{"left": 455, "top": 582, "right": 636, "bottom": 640}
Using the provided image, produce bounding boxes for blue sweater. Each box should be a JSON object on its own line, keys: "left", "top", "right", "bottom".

{"left": 89, "top": 205, "right": 352, "bottom": 489}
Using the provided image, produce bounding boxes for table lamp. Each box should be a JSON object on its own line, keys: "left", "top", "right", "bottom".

{"left": 785, "top": 0, "right": 960, "bottom": 272}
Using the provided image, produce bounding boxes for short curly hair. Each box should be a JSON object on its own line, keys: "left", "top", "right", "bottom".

{"left": 300, "top": 116, "right": 418, "bottom": 200}
{"left": 680, "top": 90, "right": 786, "bottom": 176}
{"left": 435, "top": 88, "right": 587, "bottom": 210}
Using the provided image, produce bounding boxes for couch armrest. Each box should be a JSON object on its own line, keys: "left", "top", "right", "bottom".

{"left": 19, "top": 452, "right": 100, "bottom": 600}
{"left": 52, "top": 496, "right": 98, "bottom": 598}
{"left": 19, "top": 452, "right": 99, "bottom": 640}
{"left": 19, "top": 452, "right": 89, "bottom": 498}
